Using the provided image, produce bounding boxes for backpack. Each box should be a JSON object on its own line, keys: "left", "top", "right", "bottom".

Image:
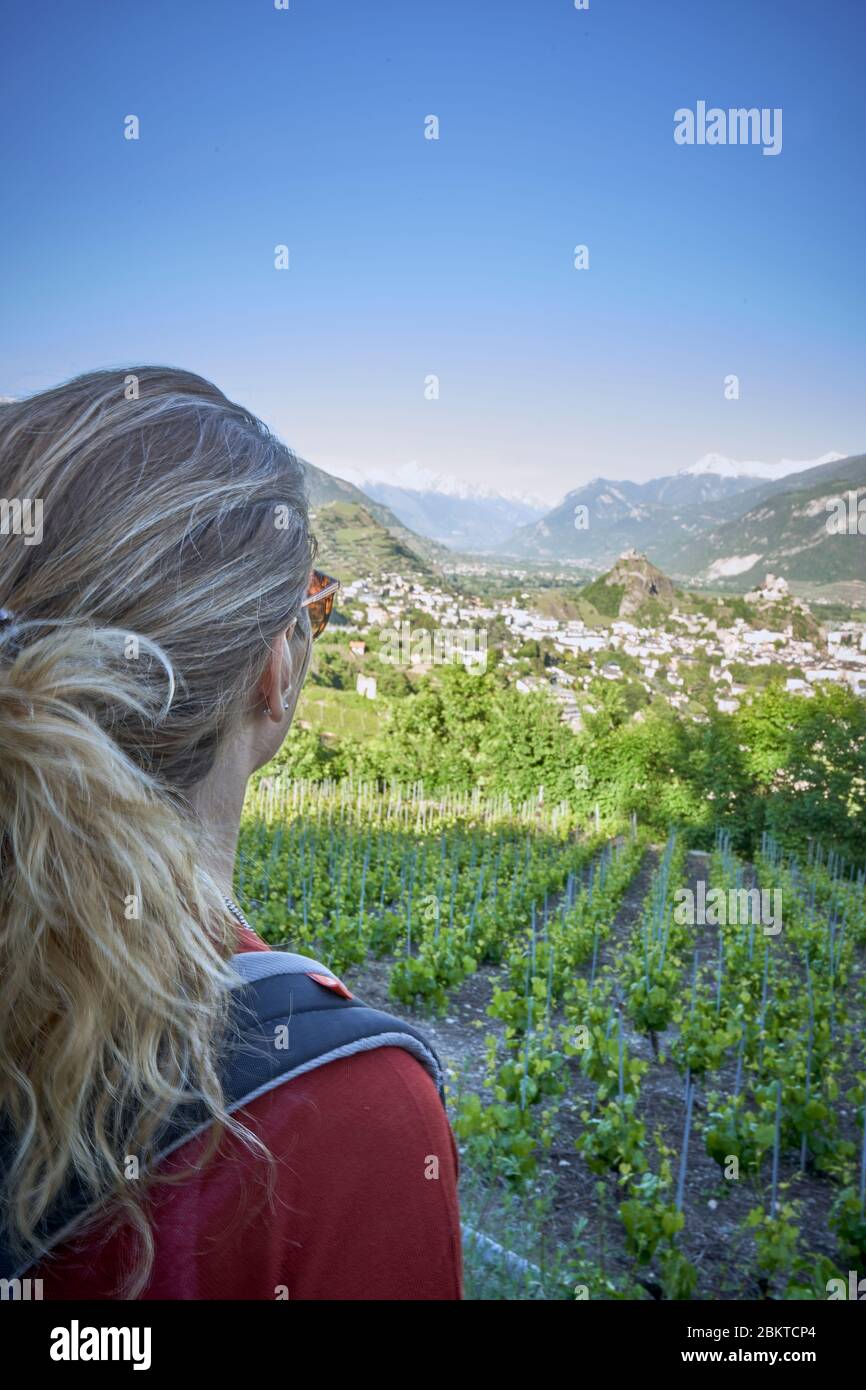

{"left": 0, "top": 950, "right": 445, "bottom": 1282}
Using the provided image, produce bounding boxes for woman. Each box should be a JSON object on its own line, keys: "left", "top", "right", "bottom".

{"left": 0, "top": 368, "right": 462, "bottom": 1299}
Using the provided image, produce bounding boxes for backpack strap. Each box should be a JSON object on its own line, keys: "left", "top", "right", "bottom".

{"left": 222, "top": 949, "right": 445, "bottom": 1108}
{"left": 0, "top": 950, "right": 445, "bottom": 1281}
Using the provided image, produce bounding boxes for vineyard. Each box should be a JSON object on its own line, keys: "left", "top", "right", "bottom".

{"left": 236, "top": 776, "right": 866, "bottom": 1301}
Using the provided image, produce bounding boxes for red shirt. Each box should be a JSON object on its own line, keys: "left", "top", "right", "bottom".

{"left": 34, "top": 926, "right": 463, "bottom": 1300}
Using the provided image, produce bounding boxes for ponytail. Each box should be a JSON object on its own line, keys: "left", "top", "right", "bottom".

{"left": 0, "top": 622, "right": 237, "bottom": 1287}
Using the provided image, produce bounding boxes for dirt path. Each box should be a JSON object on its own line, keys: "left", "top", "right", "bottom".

{"left": 343, "top": 952, "right": 512, "bottom": 1094}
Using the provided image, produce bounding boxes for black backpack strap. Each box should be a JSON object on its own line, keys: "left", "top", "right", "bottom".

{"left": 0, "top": 950, "right": 445, "bottom": 1281}
{"left": 221, "top": 948, "right": 445, "bottom": 1109}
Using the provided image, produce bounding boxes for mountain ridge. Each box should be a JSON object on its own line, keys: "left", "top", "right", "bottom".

{"left": 497, "top": 453, "right": 866, "bottom": 589}
{"left": 299, "top": 449, "right": 864, "bottom": 593}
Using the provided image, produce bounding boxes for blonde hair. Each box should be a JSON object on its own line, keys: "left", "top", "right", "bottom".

{"left": 0, "top": 367, "right": 313, "bottom": 1292}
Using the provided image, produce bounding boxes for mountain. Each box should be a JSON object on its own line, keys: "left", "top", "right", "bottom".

{"left": 500, "top": 477, "right": 675, "bottom": 568}
{"left": 306, "top": 500, "right": 437, "bottom": 584}
{"left": 301, "top": 447, "right": 865, "bottom": 594}
{"left": 335, "top": 459, "right": 548, "bottom": 506}
{"left": 665, "top": 452, "right": 866, "bottom": 531}
{"left": 680, "top": 450, "right": 846, "bottom": 482}
{"left": 663, "top": 453, "right": 866, "bottom": 589}
{"left": 499, "top": 453, "right": 864, "bottom": 590}
{"left": 637, "top": 469, "right": 766, "bottom": 510}
{"left": 316, "top": 451, "right": 849, "bottom": 563}
{"left": 302, "top": 460, "right": 448, "bottom": 574}
{"left": 327, "top": 462, "right": 548, "bottom": 551}
{"left": 361, "top": 478, "right": 546, "bottom": 550}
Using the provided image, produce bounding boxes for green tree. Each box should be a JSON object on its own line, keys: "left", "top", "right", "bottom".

{"left": 738, "top": 682, "right": 866, "bottom": 860}
{"left": 258, "top": 724, "right": 336, "bottom": 782}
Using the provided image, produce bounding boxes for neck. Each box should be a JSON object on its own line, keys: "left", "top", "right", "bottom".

{"left": 187, "top": 751, "right": 251, "bottom": 899}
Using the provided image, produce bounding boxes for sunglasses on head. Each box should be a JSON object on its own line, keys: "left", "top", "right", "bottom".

{"left": 300, "top": 570, "right": 340, "bottom": 639}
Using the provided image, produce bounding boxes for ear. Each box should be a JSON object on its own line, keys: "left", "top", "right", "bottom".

{"left": 258, "top": 630, "right": 286, "bottom": 724}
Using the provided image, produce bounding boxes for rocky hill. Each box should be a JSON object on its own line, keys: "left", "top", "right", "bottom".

{"left": 579, "top": 550, "right": 676, "bottom": 621}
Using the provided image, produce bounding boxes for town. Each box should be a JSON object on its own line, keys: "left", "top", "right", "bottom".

{"left": 329, "top": 556, "right": 866, "bottom": 732}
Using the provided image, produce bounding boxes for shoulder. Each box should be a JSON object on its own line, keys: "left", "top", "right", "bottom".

{"left": 242, "top": 1043, "right": 459, "bottom": 1195}
{"left": 232, "top": 1045, "right": 463, "bottom": 1299}
{"left": 36, "top": 1044, "right": 463, "bottom": 1299}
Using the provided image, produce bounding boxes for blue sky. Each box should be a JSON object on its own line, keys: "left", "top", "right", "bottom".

{"left": 1, "top": 0, "right": 864, "bottom": 503}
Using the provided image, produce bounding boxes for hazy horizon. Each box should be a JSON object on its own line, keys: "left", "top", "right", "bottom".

{"left": 319, "top": 448, "right": 852, "bottom": 510}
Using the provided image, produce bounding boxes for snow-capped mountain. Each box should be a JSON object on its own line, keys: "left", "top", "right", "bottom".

{"left": 332, "top": 459, "right": 549, "bottom": 508}
{"left": 325, "top": 461, "right": 549, "bottom": 550}
{"left": 682, "top": 451, "right": 846, "bottom": 481}
{"left": 574, "top": 452, "right": 849, "bottom": 513}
